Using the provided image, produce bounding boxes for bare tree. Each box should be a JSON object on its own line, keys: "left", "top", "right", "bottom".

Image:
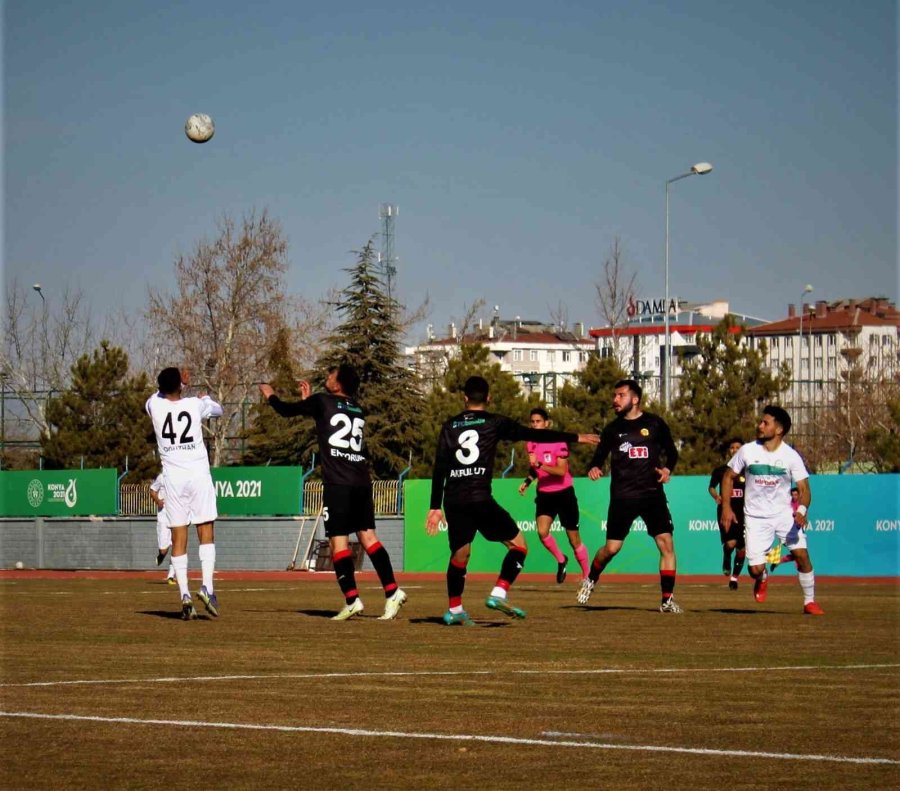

{"left": 2, "top": 279, "right": 100, "bottom": 442}
{"left": 594, "top": 237, "right": 639, "bottom": 371}
{"left": 146, "top": 209, "right": 325, "bottom": 465}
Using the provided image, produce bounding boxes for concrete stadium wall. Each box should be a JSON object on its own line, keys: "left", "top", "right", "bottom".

{"left": 0, "top": 516, "right": 405, "bottom": 572}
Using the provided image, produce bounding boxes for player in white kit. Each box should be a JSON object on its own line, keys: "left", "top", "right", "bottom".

{"left": 721, "top": 405, "right": 824, "bottom": 616}
{"left": 146, "top": 367, "right": 223, "bottom": 620}
{"left": 149, "top": 473, "right": 176, "bottom": 584}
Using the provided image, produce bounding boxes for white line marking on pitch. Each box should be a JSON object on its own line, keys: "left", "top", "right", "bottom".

{"left": 0, "top": 711, "right": 895, "bottom": 766}
{"left": 3, "top": 663, "right": 897, "bottom": 689}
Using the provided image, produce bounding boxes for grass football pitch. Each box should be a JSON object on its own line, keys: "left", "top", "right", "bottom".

{"left": 1, "top": 572, "right": 897, "bottom": 790}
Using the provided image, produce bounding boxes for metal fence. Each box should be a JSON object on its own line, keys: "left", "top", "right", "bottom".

{"left": 119, "top": 479, "right": 403, "bottom": 517}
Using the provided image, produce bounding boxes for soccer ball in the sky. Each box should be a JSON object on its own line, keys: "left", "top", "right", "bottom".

{"left": 185, "top": 113, "right": 215, "bottom": 144}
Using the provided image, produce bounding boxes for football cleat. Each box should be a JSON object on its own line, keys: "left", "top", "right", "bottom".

{"left": 156, "top": 550, "right": 168, "bottom": 567}
{"left": 576, "top": 577, "right": 595, "bottom": 605}
{"left": 442, "top": 610, "right": 475, "bottom": 626}
{"left": 659, "top": 598, "right": 684, "bottom": 613}
{"left": 378, "top": 589, "right": 408, "bottom": 620}
{"left": 803, "top": 601, "right": 825, "bottom": 616}
{"left": 556, "top": 556, "right": 569, "bottom": 584}
{"left": 197, "top": 586, "right": 219, "bottom": 617}
{"left": 485, "top": 596, "right": 526, "bottom": 619}
{"left": 753, "top": 576, "right": 768, "bottom": 603}
{"left": 332, "top": 598, "right": 364, "bottom": 621}
{"left": 728, "top": 576, "right": 738, "bottom": 590}
{"left": 181, "top": 596, "right": 197, "bottom": 621}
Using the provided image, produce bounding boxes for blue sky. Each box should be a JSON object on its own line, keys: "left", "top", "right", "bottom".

{"left": 4, "top": 0, "right": 897, "bottom": 344}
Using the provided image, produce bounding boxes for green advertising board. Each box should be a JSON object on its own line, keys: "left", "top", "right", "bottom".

{"left": 211, "top": 466, "right": 302, "bottom": 516}
{"left": 404, "top": 475, "right": 900, "bottom": 577}
{"left": 0, "top": 470, "right": 118, "bottom": 517}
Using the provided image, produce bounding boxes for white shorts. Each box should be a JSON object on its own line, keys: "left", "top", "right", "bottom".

{"left": 745, "top": 513, "right": 808, "bottom": 567}
{"left": 155, "top": 512, "right": 172, "bottom": 550}
{"left": 162, "top": 471, "right": 217, "bottom": 527}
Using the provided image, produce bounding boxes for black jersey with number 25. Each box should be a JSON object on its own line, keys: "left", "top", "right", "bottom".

{"left": 431, "top": 410, "right": 578, "bottom": 508}
{"left": 266, "top": 392, "right": 370, "bottom": 486}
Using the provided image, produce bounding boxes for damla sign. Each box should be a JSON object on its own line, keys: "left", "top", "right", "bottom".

{"left": 626, "top": 296, "right": 683, "bottom": 319}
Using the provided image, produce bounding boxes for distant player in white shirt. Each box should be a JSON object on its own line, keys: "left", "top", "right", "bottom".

{"left": 721, "top": 405, "right": 824, "bottom": 616}
{"left": 146, "top": 367, "right": 223, "bottom": 620}
{"left": 149, "top": 473, "right": 176, "bottom": 584}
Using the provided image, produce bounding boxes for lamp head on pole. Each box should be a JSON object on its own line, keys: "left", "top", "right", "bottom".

{"left": 803, "top": 284, "right": 814, "bottom": 294}
{"left": 32, "top": 284, "right": 45, "bottom": 302}
{"left": 690, "top": 162, "right": 713, "bottom": 176}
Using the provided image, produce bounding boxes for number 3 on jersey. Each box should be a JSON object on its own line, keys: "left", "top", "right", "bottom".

{"left": 455, "top": 429, "right": 480, "bottom": 465}
{"left": 329, "top": 413, "right": 364, "bottom": 452}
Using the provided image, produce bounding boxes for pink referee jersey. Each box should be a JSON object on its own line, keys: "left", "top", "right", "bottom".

{"left": 527, "top": 441, "right": 573, "bottom": 493}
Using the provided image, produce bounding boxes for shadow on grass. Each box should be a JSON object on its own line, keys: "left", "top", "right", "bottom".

{"left": 409, "top": 616, "right": 510, "bottom": 628}
{"left": 707, "top": 607, "right": 765, "bottom": 614}
{"left": 138, "top": 610, "right": 211, "bottom": 620}
{"left": 564, "top": 604, "right": 648, "bottom": 612}
{"left": 297, "top": 609, "right": 341, "bottom": 618}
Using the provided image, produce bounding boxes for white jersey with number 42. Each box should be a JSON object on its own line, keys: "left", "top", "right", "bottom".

{"left": 145, "top": 393, "right": 223, "bottom": 474}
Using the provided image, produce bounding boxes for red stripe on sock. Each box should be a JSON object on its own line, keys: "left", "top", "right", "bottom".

{"left": 449, "top": 596, "right": 462, "bottom": 608}
{"left": 334, "top": 549, "right": 352, "bottom": 562}
{"left": 450, "top": 558, "right": 468, "bottom": 569}
{"left": 660, "top": 569, "right": 676, "bottom": 578}
{"left": 365, "top": 541, "right": 383, "bottom": 555}
{"left": 512, "top": 544, "right": 528, "bottom": 557}
{"left": 495, "top": 579, "right": 511, "bottom": 591}
{"left": 384, "top": 582, "right": 397, "bottom": 594}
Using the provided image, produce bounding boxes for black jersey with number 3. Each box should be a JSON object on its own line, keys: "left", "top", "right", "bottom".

{"left": 266, "top": 392, "right": 370, "bottom": 486}
{"left": 430, "top": 410, "right": 578, "bottom": 508}
{"left": 589, "top": 412, "right": 678, "bottom": 500}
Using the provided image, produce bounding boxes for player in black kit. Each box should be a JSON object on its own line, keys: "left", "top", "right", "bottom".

{"left": 708, "top": 438, "right": 746, "bottom": 589}
{"left": 426, "top": 376, "right": 598, "bottom": 625}
{"left": 259, "top": 364, "right": 406, "bottom": 621}
{"left": 577, "top": 379, "right": 682, "bottom": 613}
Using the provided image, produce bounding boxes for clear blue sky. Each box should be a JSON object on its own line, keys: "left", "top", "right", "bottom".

{"left": 5, "top": 0, "right": 897, "bottom": 343}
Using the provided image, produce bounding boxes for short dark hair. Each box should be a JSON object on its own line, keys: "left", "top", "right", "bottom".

{"left": 463, "top": 376, "right": 490, "bottom": 405}
{"left": 614, "top": 378, "right": 642, "bottom": 401}
{"left": 726, "top": 437, "right": 743, "bottom": 448}
{"left": 332, "top": 364, "right": 360, "bottom": 398}
{"left": 530, "top": 407, "right": 549, "bottom": 421}
{"left": 763, "top": 405, "right": 792, "bottom": 436}
{"left": 157, "top": 367, "right": 182, "bottom": 395}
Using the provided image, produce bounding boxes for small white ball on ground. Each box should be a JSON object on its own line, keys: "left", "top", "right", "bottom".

{"left": 15, "top": 561, "right": 24, "bottom": 569}
{"left": 185, "top": 113, "right": 215, "bottom": 143}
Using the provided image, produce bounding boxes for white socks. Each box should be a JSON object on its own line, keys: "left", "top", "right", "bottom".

{"left": 171, "top": 554, "right": 189, "bottom": 599}
{"left": 198, "top": 543, "right": 216, "bottom": 593}
{"left": 798, "top": 570, "right": 815, "bottom": 604}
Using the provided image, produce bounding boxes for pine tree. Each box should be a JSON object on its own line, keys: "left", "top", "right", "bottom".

{"left": 41, "top": 341, "right": 156, "bottom": 481}
{"left": 553, "top": 353, "right": 628, "bottom": 473}
{"left": 670, "top": 318, "right": 791, "bottom": 473}
{"left": 242, "top": 327, "right": 315, "bottom": 466}
{"left": 314, "top": 241, "right": 425, "bottom": 478}
{"left": 413, "top": 343, "right": 539, "bottom": 478}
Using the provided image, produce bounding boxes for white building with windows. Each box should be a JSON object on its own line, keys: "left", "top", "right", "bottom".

{"left": 746, "top": 297, "right": 899, "bottom": 401}
{"left": 405, "top": 318, "right": 595, "bottom": 405}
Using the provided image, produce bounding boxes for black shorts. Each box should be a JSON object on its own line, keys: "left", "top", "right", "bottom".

{"left": 717, "top": 505, "right": 745, "bottom": 547}
{"left": 606, "top": 495, "right": 674, "bottom": 541}
{"left": 444, "top": 499, "right": 520, "bottom": 553}
{"left": 535, "top": 487, "right": 580, "bottom": 530}
{"left": 322, "top": 484, "right": 376, "bottom": 538}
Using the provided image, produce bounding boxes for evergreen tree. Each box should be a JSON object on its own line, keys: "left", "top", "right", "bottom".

{"left": 413, "top": 343, "right": 539, "bottom": 478}
{"left": 41, "top": 341, "right": 156, "bottom": 481}
{"left": 553, "top": 353, "right": 628, "bottom": 473}
{"left": 670, "top": 318, "right": 791, "bottom": 473}
{"left": 314, "top": 241, "right": 425, "bottom": 478}
{"left": 242, "top": 327, "right": 315, "bottom": 467}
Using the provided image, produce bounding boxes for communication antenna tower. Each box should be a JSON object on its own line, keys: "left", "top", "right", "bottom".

{"left": 378, "top": 203, "right": 398, "bottom": 301}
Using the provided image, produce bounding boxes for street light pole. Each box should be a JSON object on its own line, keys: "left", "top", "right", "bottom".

{"left": 664, "top": 162, "right": 713, "bottom": 410}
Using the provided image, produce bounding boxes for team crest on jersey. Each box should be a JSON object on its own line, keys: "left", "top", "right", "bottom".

{"left": 640, "top": 428, "right": 650, "bottom": 437}
{"left": 542, "top": 452, "right": 553, "bottom": 463}
{"left": 619, "top": 441, "right": 632, "bottom": 453}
